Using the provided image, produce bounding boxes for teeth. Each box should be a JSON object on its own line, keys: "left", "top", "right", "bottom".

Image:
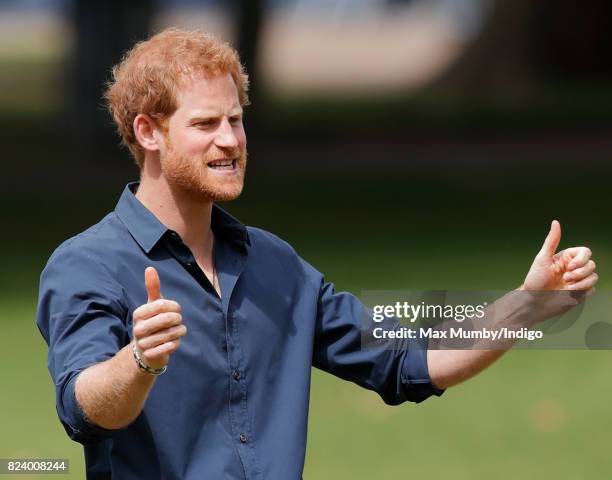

{"left": 208, "top": 159, "right": 234, "bottom": 167}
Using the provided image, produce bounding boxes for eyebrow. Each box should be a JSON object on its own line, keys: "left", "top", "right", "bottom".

{"left": 188, "top": 108, "right": 243, "bottom": 121}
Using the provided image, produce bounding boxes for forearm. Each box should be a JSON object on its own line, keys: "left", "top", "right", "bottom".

{"left": 427, "top": 348, "right": 507, "bottom": 389}
{"left": 75, "top": 341, "right": 156, "bottom": 430}
{"left": 425, "top": 289, "right": 542, "bottom": 389}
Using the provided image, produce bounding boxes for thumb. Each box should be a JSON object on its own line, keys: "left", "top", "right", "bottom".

{"left": 538, "top": 220, "right": 561, "bottom": 258}
{"left": 145, "top": 266, "right": 163, "bottom": 303}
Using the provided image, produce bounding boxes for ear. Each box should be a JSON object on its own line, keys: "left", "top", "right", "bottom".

{"left": 133, "top": 113, "right": 165, "bottom": 154}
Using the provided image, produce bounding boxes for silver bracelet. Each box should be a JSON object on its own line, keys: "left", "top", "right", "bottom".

{"left": 132, "top": 343, "right": 167, "bottom": 375}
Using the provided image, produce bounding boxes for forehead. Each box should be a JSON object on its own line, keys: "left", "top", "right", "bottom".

{"left": 174, "top": 72, "right": 240, "bottom": 113}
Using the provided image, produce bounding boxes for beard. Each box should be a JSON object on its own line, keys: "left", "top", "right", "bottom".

{"left": 160, "top": 142, "right": 247, "bottom": 202}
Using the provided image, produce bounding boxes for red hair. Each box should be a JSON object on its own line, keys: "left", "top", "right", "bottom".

{"left": 105, "top": 28, "right": 249, "bottom": 167}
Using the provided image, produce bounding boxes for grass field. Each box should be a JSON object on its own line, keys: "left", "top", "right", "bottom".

{"left": 1, "top": 173, "right": 610, "bottom": 479}
{"left": 1, "top": 32, "right": 612, "bottom": 478}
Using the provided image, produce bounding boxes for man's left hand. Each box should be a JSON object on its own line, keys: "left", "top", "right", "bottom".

{"left": 523, "top": 220, "right": 598, "bottom": 291}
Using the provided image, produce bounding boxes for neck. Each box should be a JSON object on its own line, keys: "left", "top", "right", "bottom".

{"left": 136, "top": 169, "right": 213, "bottom": 261}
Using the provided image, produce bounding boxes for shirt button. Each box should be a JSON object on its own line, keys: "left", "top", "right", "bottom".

{"left": 239, "top": 434, "right": 247, "bottom": 443}
{"left": 186, "top": 262, "right": 194, "bottom": 269}
{"left": 233, "top": 370, "right": 241, "bottom": 381}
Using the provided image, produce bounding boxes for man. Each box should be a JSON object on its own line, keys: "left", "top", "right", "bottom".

{"left": 36, "top": 29, "right": 598, "bottom": 479}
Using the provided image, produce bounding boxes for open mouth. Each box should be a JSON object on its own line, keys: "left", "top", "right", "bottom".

{"left": 207, "top": 158, "right": 237, "bottom": 171}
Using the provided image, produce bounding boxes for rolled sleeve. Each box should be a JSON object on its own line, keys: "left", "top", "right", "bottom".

{"left": 309, "top": 264, "right": 444, "bottom": 405}
{"left": 399, "top": 336, "right": 445, "bottom": 403}
{"left": 59, "top": 372, "right": 117, "bottom": 443}
{"left": 36, "top": 243, "right": 128, "bottom": 444}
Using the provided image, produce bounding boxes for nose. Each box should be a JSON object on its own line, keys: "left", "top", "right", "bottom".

{"left": 214, "top": 118, "right": 239, "bottom": 149}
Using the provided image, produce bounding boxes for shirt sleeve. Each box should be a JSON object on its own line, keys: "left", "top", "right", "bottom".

{"left": 306, "top": 261, "right": 444, "bottom": 405}
{"left": 36, "top": 243, "right": 128, "bottom": 444}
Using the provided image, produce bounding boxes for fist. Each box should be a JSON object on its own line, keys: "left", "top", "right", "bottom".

{"left": 523, "top": 220, "right": 598, "bottom": 292}
{"left": 132, "top": 267, "right": 187, "bottom": 371}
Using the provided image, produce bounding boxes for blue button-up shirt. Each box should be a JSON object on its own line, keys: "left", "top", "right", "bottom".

{"left": 36, "top": 183, "right": 443, "bottom": 480}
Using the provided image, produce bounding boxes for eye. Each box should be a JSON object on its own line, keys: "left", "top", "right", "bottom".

{"left": 195, "top": 119, "right": 217, "bottom": 128}
{"left": 229, "top": 116, "right": 242, "bottom": 125}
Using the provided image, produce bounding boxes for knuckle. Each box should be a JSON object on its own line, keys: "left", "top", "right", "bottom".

{"left": 166, "top": 300, "right": 180, "bottom": 312}
{"left": 163, "top": 313, "right": 175, "bottom": 326}
{"left": 157, "top": 312, "right": 169, "bottom": 325}
{"left": 146, "top": 323, "right": 159, "bottom": 337}
{"left": 142, "top": 319, "right": 154, "bottom": 332}
{"left": 133, "top": 310, "right": 147, "bottom": 323}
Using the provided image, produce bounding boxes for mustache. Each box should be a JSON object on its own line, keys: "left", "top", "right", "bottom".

{"left": 205, "top": 148, "right": 244, "bottom": 163}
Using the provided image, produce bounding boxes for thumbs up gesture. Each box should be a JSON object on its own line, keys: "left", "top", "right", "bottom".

{"left": 132, "top": 267, "right": 187, "bottom": 371}
{"left": 522, "top": 220, "right": 598, "bottom": 291}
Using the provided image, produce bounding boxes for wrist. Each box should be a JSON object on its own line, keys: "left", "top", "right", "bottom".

{"left": 132, "top": 342, "right": 167, "bottom": 376}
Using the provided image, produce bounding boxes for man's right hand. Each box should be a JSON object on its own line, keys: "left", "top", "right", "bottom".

{"left": 132, "top": 267, "right": 187, "bottom": 371}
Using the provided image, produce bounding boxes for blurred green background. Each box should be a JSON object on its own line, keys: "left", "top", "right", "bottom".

{"left": 1, "top": 0, "right": 611, "bottom": 478}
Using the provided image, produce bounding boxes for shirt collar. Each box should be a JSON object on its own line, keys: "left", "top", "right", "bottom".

{"left": 115, "top": 182, "right": 250, "bottom": 254}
